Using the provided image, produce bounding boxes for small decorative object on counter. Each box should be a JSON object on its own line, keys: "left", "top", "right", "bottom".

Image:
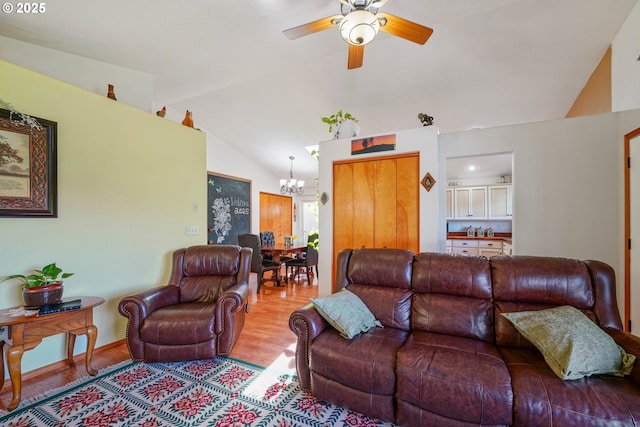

{"left": 486, "top": 227, "right": 495, "bottom": 237}
{"left": 156, "top": 106, "right": 166, "bottom": 117}
{"left": 466, "top": 226, "right": 474, "bottom": 237}
{"left": 476, "top": 227, "right": 484, "bottom": 237}
{"left": 107, "top": 84, "right": 117, "bottom": 100}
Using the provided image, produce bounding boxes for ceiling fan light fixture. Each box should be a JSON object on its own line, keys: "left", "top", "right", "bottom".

{"left": 339, "top": 10, "right": 379, "bottom": 45}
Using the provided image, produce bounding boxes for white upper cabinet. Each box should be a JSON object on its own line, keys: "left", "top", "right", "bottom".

{"left": 488, "top": 185, "right": 512, "bottom": 219}
{"left": 454, "top": 187, "right": 487, "bottom": 219}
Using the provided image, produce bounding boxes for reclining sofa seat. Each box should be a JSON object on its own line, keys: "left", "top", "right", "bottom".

{"left": 492, "top": 255, "right": 640, "bottom": 426}
{"left": 299, "top": 248, "right": 414, "bottom": 422}
{"left": 396, "top": 252, "right": 513, "bottom": 426}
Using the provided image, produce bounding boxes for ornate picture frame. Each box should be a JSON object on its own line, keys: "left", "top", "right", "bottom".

{"left": 0, "top": 108, "right": 58, "bottom": 217}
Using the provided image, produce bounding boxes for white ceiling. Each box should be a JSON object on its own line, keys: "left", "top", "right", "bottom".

{"left": 0, "top": 0, "right": 636, "bottom": 184}
{"left": 447, "top": 153, "right": 512, "bottom": 180}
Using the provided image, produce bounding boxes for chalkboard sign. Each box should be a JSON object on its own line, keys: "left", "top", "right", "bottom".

{"left": 207, "top": 172, "right": 251, "bottom": 245}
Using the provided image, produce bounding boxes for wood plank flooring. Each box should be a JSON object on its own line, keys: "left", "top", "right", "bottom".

{"left": 0, "top": 271, "right": 317, "bottom": 411}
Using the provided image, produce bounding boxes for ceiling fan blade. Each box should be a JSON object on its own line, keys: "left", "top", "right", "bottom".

{"left": 347, "top": 44, "right": 364, "bottom": 69}
{"left": 377, "top": 12, "right": 433, "bottom": 45}
{"left": 282, "top": 15, "right": 342, "bottom": 40}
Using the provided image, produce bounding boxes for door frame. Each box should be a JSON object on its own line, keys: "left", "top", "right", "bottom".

{"left": 624, "top": 127, "right": 640, "bottom": 332}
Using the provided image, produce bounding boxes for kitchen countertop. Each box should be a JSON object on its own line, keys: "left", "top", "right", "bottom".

{"left": 447, "top": 233, "right": 512, "bottom": 244}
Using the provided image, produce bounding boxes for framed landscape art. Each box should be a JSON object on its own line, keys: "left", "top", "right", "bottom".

{"left": 0, "top": 108, "right": 57, "bottom": 217}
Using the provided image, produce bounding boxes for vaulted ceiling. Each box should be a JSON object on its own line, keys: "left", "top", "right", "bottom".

{"left": 0, "top": 0, "right": 636, "bottom": 184}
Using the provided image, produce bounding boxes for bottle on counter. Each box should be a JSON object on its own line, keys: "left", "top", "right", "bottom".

{"left": 476, "top": 227, "right": 484, "bottom": 237}
{"left": 466, "top": 226, "right": 474, "bottom": 237}
{"left": 486, "top": 227, "right": 495, "bottom": 237}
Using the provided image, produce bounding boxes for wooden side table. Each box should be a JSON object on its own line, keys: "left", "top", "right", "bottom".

{"left": 0, "top": 296, "right": 104, "bottom": 411}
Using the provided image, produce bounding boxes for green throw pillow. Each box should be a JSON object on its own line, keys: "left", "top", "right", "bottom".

{"left": 311, "top": 288, "right": 382, "bottom": 339}
{"left": 502, "top": 305, "right": 636, "bottom": 380}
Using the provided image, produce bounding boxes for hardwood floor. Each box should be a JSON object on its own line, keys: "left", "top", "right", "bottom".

{"left": 0, "top": 271, "right": 317, "bottom": 411}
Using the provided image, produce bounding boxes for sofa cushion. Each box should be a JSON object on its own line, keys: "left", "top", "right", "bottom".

{"left": 140, "top": 303, "right": 216, "bottom": 345}
{"left": 396, "top": 331, "right": 513, "bottom": 425}
{"left": 501, "top": 347, "right": 640, "bottom": 426}
{"left": 311, "top": 288, "right": 382, "bottom": 339}
{"left": 502, "top": 305, "right": 635, "bottom": 380}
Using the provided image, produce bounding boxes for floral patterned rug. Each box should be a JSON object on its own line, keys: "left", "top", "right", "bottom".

{"left": 0, "top": 357, "right": 395, "bottom": 426}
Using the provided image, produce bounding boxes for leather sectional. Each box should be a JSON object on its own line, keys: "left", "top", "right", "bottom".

{"left": 289, "top": 249, "right": 640, "bottom": 426}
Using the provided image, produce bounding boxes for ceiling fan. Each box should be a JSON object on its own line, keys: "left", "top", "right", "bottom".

{"left": 282, "top": 0, "right": 433, "bottom": 70}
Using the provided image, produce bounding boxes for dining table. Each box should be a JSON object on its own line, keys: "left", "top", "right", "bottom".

{"left": 260, "top": 244, "right": 308, "bottom": 282}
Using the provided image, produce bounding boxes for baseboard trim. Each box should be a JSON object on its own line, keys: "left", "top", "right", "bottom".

{"left": 1, "top": 339, "right": 127, "bottom": 394}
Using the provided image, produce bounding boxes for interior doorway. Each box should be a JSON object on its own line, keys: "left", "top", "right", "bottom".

{"left": 445, "top": 152, "right": 514, "bottom": 252}
{"left": 624, "top": 128, "right": 640, "bottom": 335}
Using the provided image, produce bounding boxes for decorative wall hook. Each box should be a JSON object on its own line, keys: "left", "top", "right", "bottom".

{"left": 421, "top": 172, "right": 436, "bottom": 192}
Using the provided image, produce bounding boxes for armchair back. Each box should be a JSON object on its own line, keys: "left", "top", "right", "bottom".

{"left": 169, "top": 245, "right": 251, "bottom": 303}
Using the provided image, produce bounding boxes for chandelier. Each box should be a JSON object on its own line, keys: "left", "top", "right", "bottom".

{"left": 280, "top": 155, "right": 304, "bottom": 196}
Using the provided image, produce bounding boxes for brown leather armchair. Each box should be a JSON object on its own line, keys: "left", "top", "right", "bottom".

{"left": 118, "top": 245, "right": 251, "bottom": 362}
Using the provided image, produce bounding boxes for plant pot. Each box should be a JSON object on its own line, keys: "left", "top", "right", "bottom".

{"left": 335, "top": 120, "right": 360, "bottom": 139}
{"left": 22, "top": 282, "right": 64, "bottom": 308}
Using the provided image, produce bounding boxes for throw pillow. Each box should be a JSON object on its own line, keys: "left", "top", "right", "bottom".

{"left": 311, "top": 288, "right": 382, "bottom": 339}
{"left": 502, "top": 305, "right": 636, "bottom": 380}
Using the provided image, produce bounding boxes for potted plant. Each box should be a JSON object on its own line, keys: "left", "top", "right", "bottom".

{"left": 2, "top": 262, "right": 74, "bottom": 307}
{"left": 321, "top": 110, "right": 360, "bottom": 139}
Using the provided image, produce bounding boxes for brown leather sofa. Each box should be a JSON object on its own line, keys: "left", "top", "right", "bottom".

{"left": 119, "top": 245, "right": 251, "bottom": 362}
{"left": 289, "top": 249, "right": 640, "bottom": 426}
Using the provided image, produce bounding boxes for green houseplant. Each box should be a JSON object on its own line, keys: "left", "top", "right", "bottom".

{"left": 2, "top": 262, "right": 74, "bottom": 307}
{"left": 321, "top": 110, "right": 359, "bottom": 139}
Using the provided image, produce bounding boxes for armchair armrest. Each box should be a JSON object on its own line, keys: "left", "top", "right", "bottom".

{"left": 289, "top": 303, "right": 330, "bottom": 390}
{"left": 605, "top": 327, "right": 640, "bottom": 386}
{"left": 118, "top": 285, "right": 180, "bottom": 361}
{"left": 215, "top": 283, "right": 250, "bottom": 355}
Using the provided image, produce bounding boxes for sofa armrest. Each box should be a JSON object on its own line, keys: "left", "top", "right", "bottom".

{"left": 289, "top": 303, "right": 329, "bottom": 390}
{"left": 605, "top": 327, "right": 640, "bottom": 386}
{"left": 118, "top": 285, "right": 179, "bottom": 361}
{"left": 215, "top": 283, "right": 249, "bottom": 355}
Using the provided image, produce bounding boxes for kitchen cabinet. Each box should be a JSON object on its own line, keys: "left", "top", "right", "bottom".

{"left": 488, "top": 185, "right": 512, "bottom": 219}
{"left": 503, "top": 241, "right": 513, "bottom": 255}
{"left": 447, "top": 239, "right": 479, "bottom": 256}
{"left": 445, "top": 188, "right": 454, "bottom": 219}
{"left": 446, "top": 239, "right": 505, "bottom": 257}
{"left": 454, "top": 187, "right": 487, "bottom": 219}
{"left": 478, "top": 240, "right": 503, "bottom": 258}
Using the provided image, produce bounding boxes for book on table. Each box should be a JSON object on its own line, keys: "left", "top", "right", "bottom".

{"left": 38, "top": 299, "right": 82, "bottom": 315}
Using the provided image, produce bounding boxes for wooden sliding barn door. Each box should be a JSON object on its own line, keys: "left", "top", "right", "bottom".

{"left": 333, "top": 152, "right": 420, "bottom": 281}
{"left": 259, "top": 192, "right": 292, "bottom": 245}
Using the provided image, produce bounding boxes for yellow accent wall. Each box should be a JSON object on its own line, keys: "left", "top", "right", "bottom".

{"left": 0, "top": 60, "right": 206, "bottom": 374}
{"left": 566, "top": 46, "right": 612, "bottom": 117}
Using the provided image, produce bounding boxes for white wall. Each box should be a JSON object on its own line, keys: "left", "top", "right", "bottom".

{"left": 0, "top": 36, "right": 154, "bottom": 112}
{"left": 318, "top": 126, "right": 440, "bottom": 297}
{"left": 0, "top": 60, "right": 207, "bottom": 375}
{"left": 440, "top": 110, "right": 640, "bottom": 313}
{"left": 203, "top": 131, "right": 285, "bottom": 235}
{"left": 613, "top": 1, "right": 640, "bottom": 112}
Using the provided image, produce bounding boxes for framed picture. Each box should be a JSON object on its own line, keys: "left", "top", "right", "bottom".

{"left": 0, "top": 109, "right": 57, "bottom": 217}
{"left": 351, "top": 133, "right": 396, "bottom": 155}
{"left": 207, "top": 172, "right": 251, "bottom": 245}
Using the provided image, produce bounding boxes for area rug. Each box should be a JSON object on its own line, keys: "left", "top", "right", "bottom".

{"left": 0, "top": 357, "right": 396, "bottom": 426}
